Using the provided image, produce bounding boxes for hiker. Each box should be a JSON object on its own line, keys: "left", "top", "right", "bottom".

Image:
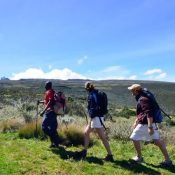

{"left": 128, "top": 84, "right": 172, "bottom": 166}
{"left": 37, "top": 81, "right": 59, "bottom": 148}
{"left": 77, "top": 81, "right": 113, "bottom": 161}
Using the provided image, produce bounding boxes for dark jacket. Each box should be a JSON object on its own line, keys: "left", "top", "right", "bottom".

{"left": 87, "top": 89, "right": 99, "bottom": 118}
{"left": 136, "top": 92, "right": 156, "bottom": 124}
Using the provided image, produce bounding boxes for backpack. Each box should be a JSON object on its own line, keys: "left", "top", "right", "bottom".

{"left": 54, "top": 91, "right": 66, "bottom": 115}
{"left": 142, "top": 88, "right": 163, "bottom": 123}
{"left": 97, "top": 91, "right": 108, "bottom": 115}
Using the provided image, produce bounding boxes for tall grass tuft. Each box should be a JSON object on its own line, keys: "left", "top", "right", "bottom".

{"left": 60, "top": 124, "right": 85, "bottom": 146}
{"left": 18, "top": 122, "right": 94, "bottom": 146}
{"left": 0, "top": 118, "right": 23, "bottom": 133}
{"left": 18, "top": 121, "right": 45, "bottom": 139}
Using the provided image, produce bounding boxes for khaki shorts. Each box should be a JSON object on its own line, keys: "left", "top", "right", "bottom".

{"left": 90, "top": 117, "right": 104, "bottom": 128}
{"left": 130, "top": 123, "right": 160, "bottom": 141}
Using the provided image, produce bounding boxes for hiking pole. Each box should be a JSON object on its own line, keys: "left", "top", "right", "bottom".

{"left": 160, "top": 108, "right": 171, "bottom": 120}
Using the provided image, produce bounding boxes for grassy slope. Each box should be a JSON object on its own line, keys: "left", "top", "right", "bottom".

{"left": 1, "top": 133, "right": 175, "bottom": 175}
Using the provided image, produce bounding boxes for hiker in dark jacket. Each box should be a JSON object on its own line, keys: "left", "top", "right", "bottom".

{"left": 77, "top": 81, "right": 113, "bottom": 161}
{"left": 38, "top": 81, "right": 59, "bottom": 148}
{"left": 128, "top": 84, "right": 172, "bottom": 166}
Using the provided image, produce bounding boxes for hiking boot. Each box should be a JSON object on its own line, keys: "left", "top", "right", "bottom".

{"left": 104, "top": 154, "right": 114, "bottom": 162}
{"left": 159, "top": 160, "right": 172, "bottom": 166}
{"left": 131, "top": 156, "right": 143, "bottom": 163}
{"left": 75, "top": 149, "right": 87, "bottom": 159}
{"left": 49, "top": 144, "right": 59, "bottom": 148}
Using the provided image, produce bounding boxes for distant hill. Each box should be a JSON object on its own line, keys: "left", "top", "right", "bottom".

{"left": 0, "top": 79, "right": 175, "bottom": 113}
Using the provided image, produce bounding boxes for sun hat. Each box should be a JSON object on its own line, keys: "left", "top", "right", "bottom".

{"left": 128, "top": 84, "right": 142, "bottom": 91}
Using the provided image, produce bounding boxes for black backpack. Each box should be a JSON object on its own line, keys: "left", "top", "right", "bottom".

{"left": 97, "top": 91, "right": 108, "bottom": 115}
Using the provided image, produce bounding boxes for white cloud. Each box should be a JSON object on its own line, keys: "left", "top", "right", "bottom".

{"left": 85, "top": 65, "right": 133, "bottom": 80}
{"left": 155, "top": 73, "right": 167, "bottom": 79}
{"left": 10, "top": 68, "right": 87, "bottom": 80}
{"left": 144, "top": 68, "right": 167, "bottom": 81}
{"left": 9, "top": 66, "right": 169, "bottom": 82}
{"left": 144, "top": 69, "right": 162, "bottom": 75}
{"left": 77, "top": 56, "right": 87, "bottom": 65}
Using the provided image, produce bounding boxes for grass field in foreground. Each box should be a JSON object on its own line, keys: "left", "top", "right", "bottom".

{"left": 0, "top": 133, "right": 175, "bottom": 175}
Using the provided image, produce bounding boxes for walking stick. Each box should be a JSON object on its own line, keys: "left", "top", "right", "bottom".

{"left": 160, "top": 108, "right": 171, "bottom": 120}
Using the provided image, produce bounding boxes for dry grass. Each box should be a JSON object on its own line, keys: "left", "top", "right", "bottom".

{"left": 0, "top": 118, "right": 24, "bottom": 133}
{"left": 18, "top": 118, "right": 94, "bottom": 146}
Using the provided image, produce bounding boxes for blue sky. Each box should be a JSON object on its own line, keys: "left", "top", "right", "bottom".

{"left": 0, "top": 0, "right": 175, "bottom": 82}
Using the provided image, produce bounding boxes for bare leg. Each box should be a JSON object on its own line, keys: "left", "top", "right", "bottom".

{"left": 154, "top": 139, "right": 170, "bottom": 161}
{"left": 132, "top": 140, "right": 142, "bottom": 158}
{"left": 84, "top": 124, "right": 93, "bottom": 150}
{"left": 95, "top": 127, "right": 112, "bottom": 155}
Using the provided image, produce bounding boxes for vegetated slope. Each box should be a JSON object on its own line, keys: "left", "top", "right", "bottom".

{"left": 0, "top": 79, "right": 175, "bottom": 113}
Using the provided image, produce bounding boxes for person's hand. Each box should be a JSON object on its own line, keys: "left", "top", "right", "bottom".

{"left": 37, "top": 100, "right": 40, "bottom": 105}
{"left": 148, "top": 127, "right": 154, "bottom": 135}
{"left": 40, "top": 112, "right": 44, "bottom": 117}
{"left": 132, "top": 122, "right": 137, "bottom": 129}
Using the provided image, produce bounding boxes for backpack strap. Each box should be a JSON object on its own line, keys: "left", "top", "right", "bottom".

{"left": 98, "top": 116, "right": 107, "bottom": 130}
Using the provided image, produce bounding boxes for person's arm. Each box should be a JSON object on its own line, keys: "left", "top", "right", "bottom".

{"left": 37, "top": 100, "right": 44, "bottom": 105}
{"left": 40, "top": 100, "right": 52, "bottom": 116}
{"left": 140, "top": 97, "right": 154, "bottom": 135}
{"left": 132, "top": 117, "right": 139, "bottom": 129}
{"left": 147, "top": 117, "right": 154, "bottom": 135}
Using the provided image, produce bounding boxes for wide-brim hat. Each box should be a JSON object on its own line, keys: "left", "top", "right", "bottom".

{"left": 128, "top": 84, "right": 142, "bottom": 91}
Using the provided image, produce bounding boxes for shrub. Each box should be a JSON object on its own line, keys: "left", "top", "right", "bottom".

{"left": 115, "top": 106, "right": 136, "bottom": 118}
{"left": 108, "top": 117, "right": 133, "bottom": 141}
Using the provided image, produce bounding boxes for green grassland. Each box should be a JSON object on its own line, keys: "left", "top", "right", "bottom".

{"left": 0, "top": 132, "right": 175, "bottom": 175}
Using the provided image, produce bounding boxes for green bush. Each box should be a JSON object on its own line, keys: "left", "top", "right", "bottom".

{"left": 108, "top": 118, "right": 133, "bottom": 141}
{"left": 116, "top": 106, "right": 136, "bottom": 118}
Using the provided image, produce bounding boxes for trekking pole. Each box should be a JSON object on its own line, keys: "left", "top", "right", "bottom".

{"left": 160, "top": 108, "right": 171, "bottom": 120}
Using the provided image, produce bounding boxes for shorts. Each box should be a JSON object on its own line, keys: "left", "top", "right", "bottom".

{"left": 130, "top": 123, "right": 160, "bottom": 141}
{"left": 90, "top": 117, "right": 104, "bottom": 128}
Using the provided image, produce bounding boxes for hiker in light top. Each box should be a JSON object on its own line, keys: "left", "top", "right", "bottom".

{"left": 128, "top": 84, "right": 172, "bottom": 166}
{"left": 38, "top": 81, "right": 59, "bottom": 148}
{"left": 77, "top": 81, "right": 113, "bottom": 161}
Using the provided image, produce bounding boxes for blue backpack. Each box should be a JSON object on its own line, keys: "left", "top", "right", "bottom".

{"left": 142, "top": 88, "right": 163, "bottom": 123}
